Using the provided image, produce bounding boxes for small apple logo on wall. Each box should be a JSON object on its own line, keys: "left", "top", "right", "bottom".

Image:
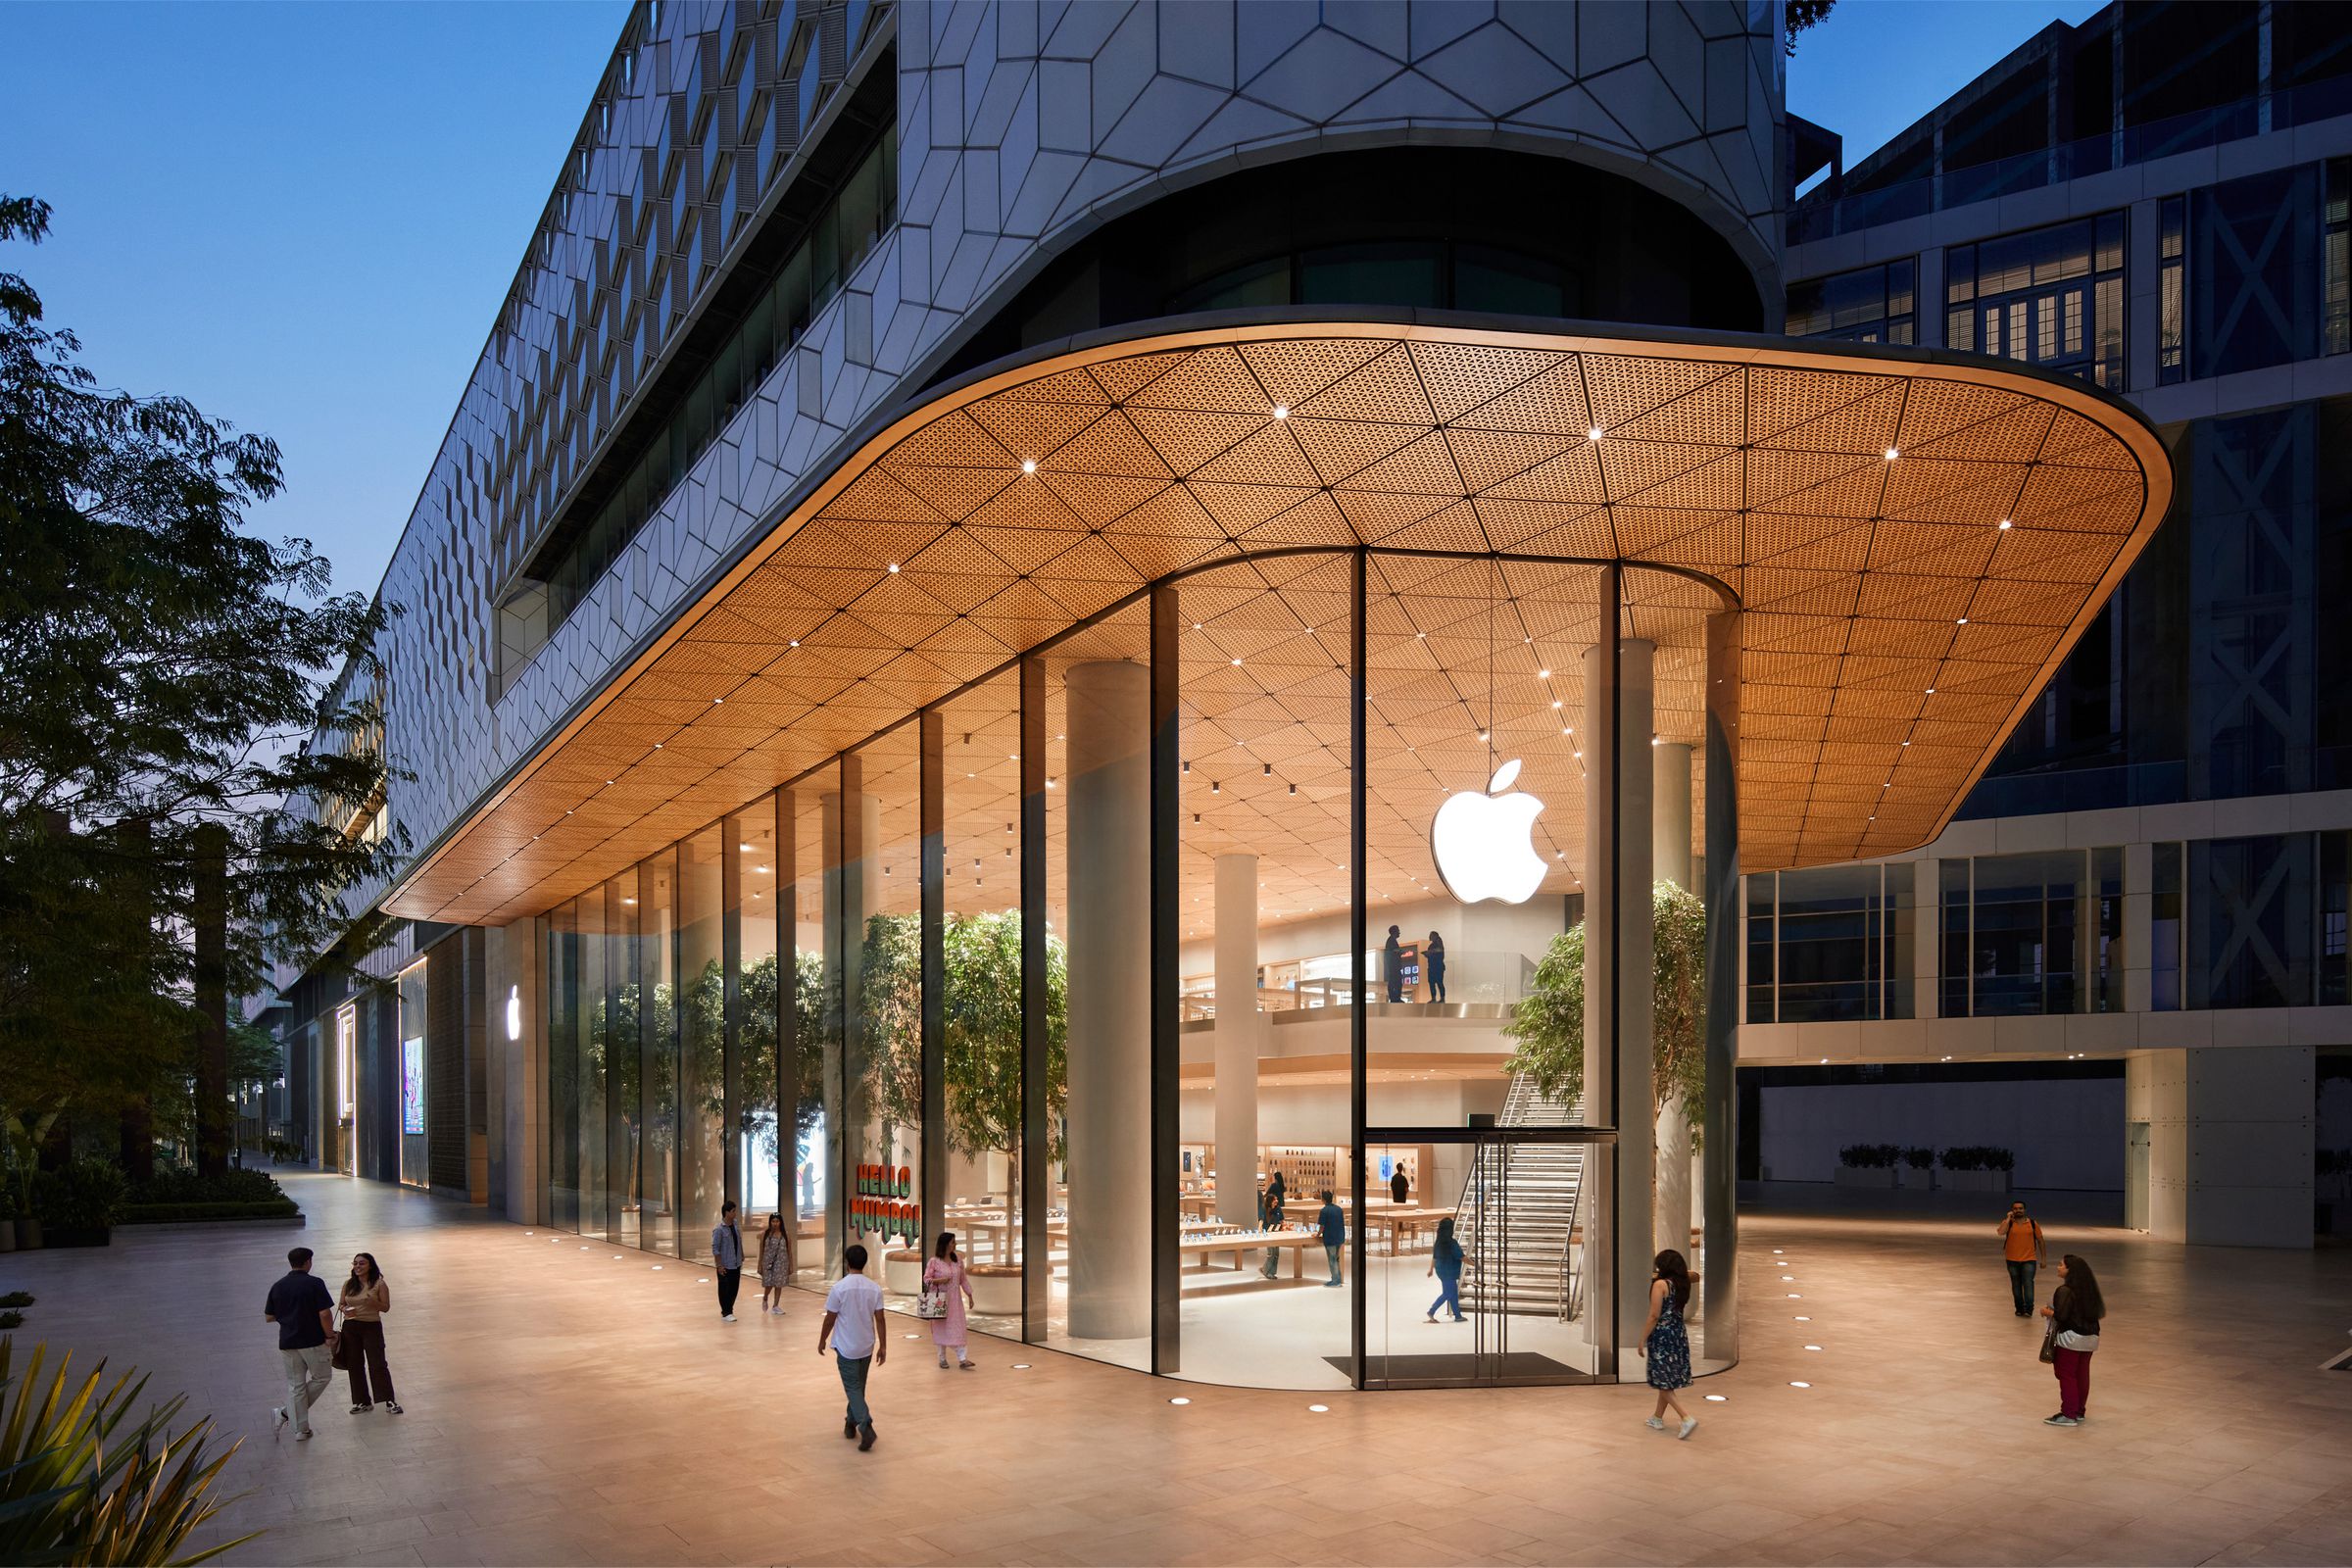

{"left": 1431, "top": 760, "right": 1547, "bottom": 904}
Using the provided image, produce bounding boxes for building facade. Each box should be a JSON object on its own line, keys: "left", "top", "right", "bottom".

{"left": 265, "top": 0, "right": 2207, "bottom": 1398}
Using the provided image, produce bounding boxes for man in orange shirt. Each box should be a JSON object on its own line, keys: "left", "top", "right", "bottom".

{"left": 1996, "top": 1200, "right": 2044, "bottom": 1317}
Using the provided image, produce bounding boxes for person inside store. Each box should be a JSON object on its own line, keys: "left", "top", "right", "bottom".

{"left": 1318, "top": 1190, "right": 1346, "bottom": 1286}
{"left": 1384, "top": 925, "right": 1404, "bottom": 1003}
{"left": 1390, "top": 1162, "right": 1409, "bottom": 1205}
{"left": 1426, "top": 931, "right": 1446, "bottom": 1003}
{"left": 1425, "top": 1216, "right": 1464, "bottom": 1323}
{"left": 1259, "top": 1170, "right": 1288, "bottom": 1279}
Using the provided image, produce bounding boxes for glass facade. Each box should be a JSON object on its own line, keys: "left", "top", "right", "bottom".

{"left": 1938, "top": 850, "right": 2124, "bottom": 1017}
{"left": 534, "top": 550, "right": 1740, "bottom": 1391}
{"left": 1786, "top": 259, "right": 1917, "bottom": 344}
{"left": 1743, "top": 864, "right": 1913, "bottom": 1023}
{"left": 1945, "top": 215, "right": 2126, "bottom": 389}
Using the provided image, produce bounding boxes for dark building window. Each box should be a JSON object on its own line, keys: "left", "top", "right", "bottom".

{"left": 2160, "top": 196, "right": 2186, "bottom": 382}
{"left": 1946, "top": 215, "right": 2125, "bottom": 388}
{"left": 1747, "top": 865, "right": 1911, "bottom": 1024}
{"left": 2187, "top": 835, "right": 2313, "bottom": 1010}
{"left": 1938, "top": 850, "right": 2125, "bottom": 1017}
{"left": 2190, "top": 163, "right": 2325, "bottom": 378}
{"left": 2121, "top": 0, "right": 2258, "bottom": 158}
{"left": 2151, "top": 841, "right": 2182, "bottom": 1011}
{"left": 1786, "top": 259, "right": 1916, "bottom": 344}
{"left": 2328, "top": 161, "right": 2350, "bottom": 358}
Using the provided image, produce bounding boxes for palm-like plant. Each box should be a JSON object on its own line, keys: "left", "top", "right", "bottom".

{"left": 0, "top": 1338, "right": 254, "bottom": 1565}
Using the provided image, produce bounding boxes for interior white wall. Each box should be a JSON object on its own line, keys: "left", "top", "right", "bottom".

{"left": 1758, "top": 1078, "right": 2126, "bottom": 1189}
{"left": 2129, "top": 1046, "right": 2314, "bottom": 1250}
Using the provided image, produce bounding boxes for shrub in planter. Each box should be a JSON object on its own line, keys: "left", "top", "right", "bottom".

{"left": 1938, "top": 1145, "right": 2015, "bottom": 1192}
{"left": 127, "top": 1167, "right": 289, "bottom": 1206}
{"left": 121, "top": 1199, "right": 300, "bottom": 1224}
{"left": 31, "top": 1158, "right": 126, "bottom": 1246}
{"left": 1834, "top": 1143, "right": 1902, "bottom": 1187}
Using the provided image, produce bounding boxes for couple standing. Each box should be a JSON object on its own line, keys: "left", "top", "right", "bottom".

{"left": 263, "top": 1245, "right": 403, "bottom": 1441}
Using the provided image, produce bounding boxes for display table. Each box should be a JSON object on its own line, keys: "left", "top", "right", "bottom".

{"left": 1181, "top": 1227, "right": 1332, "bottom": 1278}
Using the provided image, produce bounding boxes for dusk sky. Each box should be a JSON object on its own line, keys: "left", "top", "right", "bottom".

{"left": 3, "top": 0, "right": 2101, "bottom": 606}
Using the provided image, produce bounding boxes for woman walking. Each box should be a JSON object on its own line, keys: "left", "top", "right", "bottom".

{"left": 2039, "top": 1252, "right": 2105, "bottom": 1426}
{"left": 1424, "top": 1216, "right": 1465, "bottom": 1323}
{"left": 758, "top": 1211, "right": 793, "bottom": 1315}
{"left": 1425, "top": 932, "right": 1447, "bottom": 1004}
{"left": 923, "top": 1231, "right": 977, "bottom": 1370}
{"left": 1638, "top": 1249, "right": 1698, "bottom": 1439}
{"left": 337, "top": 1252, "right": 402, "bottom": 1415}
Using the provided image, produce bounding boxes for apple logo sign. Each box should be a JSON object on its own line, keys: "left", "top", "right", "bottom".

{"left": 1431, "top": 760, "right": 1547, "bottom": 904}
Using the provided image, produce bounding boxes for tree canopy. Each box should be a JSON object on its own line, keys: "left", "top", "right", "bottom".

{"left": 0, "top": 194, "right": 398, "bottom": 1172}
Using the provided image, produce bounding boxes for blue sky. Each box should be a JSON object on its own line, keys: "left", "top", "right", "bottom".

{"left": 4, "top": 0, "right": 2099, "bottom": 603}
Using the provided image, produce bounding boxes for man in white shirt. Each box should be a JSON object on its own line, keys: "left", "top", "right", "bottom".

{"left": 818, "top": 1243, "right": 888, "bottom": 1451}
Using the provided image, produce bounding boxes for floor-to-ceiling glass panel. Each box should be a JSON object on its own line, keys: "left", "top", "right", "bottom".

{"left": 547, "top": 899, "right": 580, "bottom": 1229}
{"left": 396, "top": 960, "right": 428, "bottom": 1188}
{"left": 1173, "top": 553, "right": 1354, "bottom": 1388}
{"left": 640, "top": 850, "right": 679, "bottom": 1257}
{"left": 1044, "top": 599, "right": 1152, "bottom": 1371}
{"left": 680, "top": 826, "right": 725, "bottom": 1259}
{"left": 794, "top": 766, "right": 842, "bottom": 1283}
{"left": 848, "top": 726, "right": 924, "bottom": 1316}
{"left": 605, "top": 876, "right": 639, "bottom": 1247}
{"left": 578, "top": 886, "right": 610, "bottom": 1240}
{"left": 940, "top": 667, "right": 1028, "bottom": 1340}
{"left": 733, "top": 799, "right": 782, "bottom": 1242}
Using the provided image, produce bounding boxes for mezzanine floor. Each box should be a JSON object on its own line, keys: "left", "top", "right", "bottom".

{"left": 3, "top": 1172, "right": 2348, "bottom": 1567}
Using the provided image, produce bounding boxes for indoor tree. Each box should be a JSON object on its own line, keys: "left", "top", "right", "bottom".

{"left": 940, "top": 910, "right": 1066, "bottom": 1208}
{"left": 0, "top": 194, "right": 400, "bottom": 1182}
{"left": 1502, "top": 879, "right": 1708, "bottom": 1257}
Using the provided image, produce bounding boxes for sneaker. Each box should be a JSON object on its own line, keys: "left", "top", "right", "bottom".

{"left": 721, "top": 1313, "right": 737, "bottom": 1323}
{"left": 350, "top": 1403, "right": 371, "bottom": 1414}
{"left": 1678, "top": 1418, "right": 1697, "bottom": 1441}
{"left": 271, "top": 1406, "right": 289, "bottom": 1436}
{"left": 843, "top": 1417, "right": 858, "bottom": 1440}
{"left": 1644, "top": 1416, "right": 1666, "bottom": 1430}
{"left": 384, "top": 1403, "right": 403, "bottom": 1415}
{"left": 1425, "top": 1314, "right": 1439, "bottom": 1324}
{"left": 295, "top": 1428, "right": 315, "bottom": 1442}
{"left": 858, "top": 1424, "right": 876, "bottom": 1451}
{"left": 2043, "top": 1414, "right": 2080, "bottom": 1427}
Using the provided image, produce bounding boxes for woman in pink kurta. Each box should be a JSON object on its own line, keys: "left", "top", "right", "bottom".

{"left": 924, "top": 1232, "right": 977, "bottom": 1370}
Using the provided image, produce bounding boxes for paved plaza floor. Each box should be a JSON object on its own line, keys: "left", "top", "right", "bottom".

{"left": 4, "top": 1172, "right": 2349, "bottom": 1566}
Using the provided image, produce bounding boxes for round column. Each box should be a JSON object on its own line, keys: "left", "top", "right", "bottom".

{"left": 1064, "top": 661, "right": 1152, "bottom": 1342}
{"left": 1212, "top": 853, "right": 1262, "bottom": 1230}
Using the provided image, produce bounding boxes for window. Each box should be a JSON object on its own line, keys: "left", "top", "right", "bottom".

{"left": 1937, "top": 850, "right": 2125, "bottom": 1016}
{"left": 1745, "top": 865, "right": 1912, "bottom": 1023}
{"left": 1945, "top": 215, "right": 2125, "bottom": 388}
{"left": 2328, "top": 161, "right": 2350, "bottom": 358}
{"left": 2159, "top": 197, "right": 2186, "bottom": 383}
{"left": 2150, "top": 841, "right": 2182, "bottom": 1010}
{"left": 1166, "top": 240, "right": 1573, "bottom": 318}
{"left": 1786, "top": 259, "right": 1917, "bottom": 344}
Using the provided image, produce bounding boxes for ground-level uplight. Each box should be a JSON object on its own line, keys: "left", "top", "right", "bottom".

{"left": 1804, "top": 1345, "right": 1822, "bottom": 1351}
{"left": 1789, "top": 1381, "right": 1812, "bottom": 1389}
{"left": 1307, "top": 1403, "right": 1329, "bottom": 1413}
{"left": 1704, "top": 1394, "right": 1727, "bottom": 1402}
{"left": 1168, "top": 1396, "right": 1192, "bottom": 1406}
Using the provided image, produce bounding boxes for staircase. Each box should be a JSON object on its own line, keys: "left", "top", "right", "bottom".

{"left": 1456, "top": 1073, "right": 1587, "bottom": 1321}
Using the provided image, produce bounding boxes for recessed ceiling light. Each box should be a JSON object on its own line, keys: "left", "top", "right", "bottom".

{"left": 1271, "top": 405, "right": 1290, "bottom": 420}
{"left": 1588, "top": 426, "right": 1603, "bottom": 441}
{"left": 1020, "top": 459, "right": 1037, "bottom": 474}
{"left": 1998, "top": 517, "right": 2014, "bottom": 529}
{"left": 1884, "top": 447, "right": 1899, "bottom": 461}
{"left": 887, "top": 563, "right": 900, "bottom": 573}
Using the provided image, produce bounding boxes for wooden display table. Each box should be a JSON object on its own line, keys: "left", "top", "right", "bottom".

{"left": 1181, "top": 1227, "right": 1333, "bottom": 1279}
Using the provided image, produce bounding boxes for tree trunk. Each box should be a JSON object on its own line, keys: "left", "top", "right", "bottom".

{"left": 1654, "top": 1097, "right": 1692, "bottom": 1263}
{"left": 194, "top": 822, "right": 230, "bottom": 1179}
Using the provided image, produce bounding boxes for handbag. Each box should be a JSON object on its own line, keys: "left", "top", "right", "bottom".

{"left": 915, "top": 1269, "right": 950, "bottom": 1321}
{"left": 329, "top": 1329, "right": 354, "bottom": 1370}
{"left": 2036, "top": 1317, "right": 2057, "bottom": 1364}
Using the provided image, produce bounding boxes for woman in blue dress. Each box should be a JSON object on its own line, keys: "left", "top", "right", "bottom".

{"left": 1423, "top": 1217, "right": 1465, "bottom": 1323}
{"left": 1639, "top": 1248, "right": 1698, "bottom": 1439}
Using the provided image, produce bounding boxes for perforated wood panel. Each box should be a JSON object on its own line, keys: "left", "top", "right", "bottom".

{"left": 390, "top": 323, "right": 2170, "bottom": 927}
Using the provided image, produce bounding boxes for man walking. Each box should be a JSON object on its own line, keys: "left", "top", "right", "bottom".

{"left": 264, "top": 1246, "right": 336, "bottom": 1441}
{"left": 1997, "top": 1200, "right": 2044, "bottom": 1317}
{"left": 712, "top": 1199, "right": 746, "bottom": 1322}
{"left": 818, "top": 1243, "right": 888, "bottom": 1451}
{"left": 1318, "top": 1190, "right": 1345, "bottom": 1287}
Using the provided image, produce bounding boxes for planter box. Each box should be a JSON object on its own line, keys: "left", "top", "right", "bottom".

{"left": 883, "top": 1250, "right": 923, "bottom": 1296}
{"left": 968, "top": 1264, "right": 1022, "bottom": 1316}
{"left": 1941, "top": 1168, "right": 2013, "bottom": 1193}
{"left": 1898, "top": 1167, "right": 1938, "bottom": 1190}
{"left": 43, "top": 1225, "right": 111, "bottom": 1249}
{"left": 123, "top": 1214, "right": 307, "bottom": 1233}
{"left": 1833, "top": 1166, "right": 1896, "bottom": 1188}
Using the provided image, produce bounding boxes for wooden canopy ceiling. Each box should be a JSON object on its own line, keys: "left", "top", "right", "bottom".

{"left": 389, "top": 320, "right": 2171, "bottom": 928}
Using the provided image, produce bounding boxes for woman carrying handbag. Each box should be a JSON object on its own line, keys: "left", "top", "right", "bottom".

{"left": 337, "top": 1251, "right": 402, "bottom": 1415}
{"left": 922, "top": 1231, "right": 977, "bottom": 1370}
{"left": 2037, "top": 1252, "right": 2104, "bottom": 1427}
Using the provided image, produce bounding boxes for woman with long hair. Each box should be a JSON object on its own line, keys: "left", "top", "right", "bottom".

{"left": 1639, "top": 1249, "right": 1698, "bottom": 1439}
{"left": 1425, "top": 932, "right": 1447, "bottom": 1004}
{"left": 924, "top": 1230, "right": 977, "bottom": 1370}
{"left": 758, "top": 1211, "right": 793, "bottom": 1315}
{"left": 337, "top": 1251, "right": 401, "bottom": 1415}
{"left": 1424, "top": 1216, "right": 1465, "bottom": 1323}
{"left": 2038, "top": 1252, "right": 2105, "bottom": 1426}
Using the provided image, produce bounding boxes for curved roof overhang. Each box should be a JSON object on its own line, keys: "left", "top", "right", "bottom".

{"left": 386, "top": 314, "right": 2172, "bottom": 927}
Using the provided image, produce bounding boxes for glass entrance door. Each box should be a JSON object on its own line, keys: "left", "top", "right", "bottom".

{"left": 1362, "top": 1130, "right": 1608, "bottom": 1389}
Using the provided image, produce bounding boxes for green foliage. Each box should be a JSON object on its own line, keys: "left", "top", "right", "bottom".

{"left": 1902, "top": 1146, "right": 1936, "bottom": 1171}
{"left": 0, "top": 1312, "right": 20, "bottom": 1332}
{"left": 31, "top": 1156, "right": 126, "bottom": 1229}
{"left": 1786, "top": 0, "right": 1835, "bottom": 56}
{"left": 0, "top": 1293, "right": 31, "bottom": 1309}
{"left": 1838, "top": 1143, "right": 1903, "bottom": 1169}
{"left": 125, "top": 1168, "right": 286, "bottom": 1206}
{"left": 1939, "top": 1145, "right": 2015, "bottom": 1172}
{"left": 119, "top": 1200, "right": 298, "bottom": 1225}
{"left": 1502, "top": 880, "right": 1709, "bottom": 1129}
{"left": 0, "top": 195, "right": 400, "bottom": 1176}
{"left": 0, "top": 1338, "right": 256, "bottom": 1565}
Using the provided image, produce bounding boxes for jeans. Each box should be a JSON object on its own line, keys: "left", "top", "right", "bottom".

{"left": 2052, "top": 1346, "right": 2091, "bottom": 1417}
{"left": 1430, "top": 969, "right": 1446, "bottom": 1003}
{"left": 279, "top": 1345, "right": 332, "bottom": 1435}
{"left": 1430, "top": 1270, "right": 1462, "bottom": 1320}
{"left": 717, "top": 1267, "right": 742, "bottom": 1317}
{"left": 2006, "top": 1259, "right": 2037, "bottom": 1315}
{"left": 340, "top": 1319, "right": 395, "bottom": 1405}
{"left": 1324, "top": 1243, "right": 1343, "bottom": 1284}
{"left": 836, "top": 1352, "right": 873, "bottom": 1429}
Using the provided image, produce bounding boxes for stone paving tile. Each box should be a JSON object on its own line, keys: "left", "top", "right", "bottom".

{"left": 3, "top": 1173, "right": 2350, "bottom": 1566}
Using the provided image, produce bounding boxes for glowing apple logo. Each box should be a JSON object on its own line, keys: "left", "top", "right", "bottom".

{"left": 1431, "top": 760, "right": 1547, "bottom": 904}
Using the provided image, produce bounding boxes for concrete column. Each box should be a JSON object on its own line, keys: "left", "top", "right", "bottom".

{"left": 1212, "top": 853, "right": 1262, "bottom": 1230}
{"left": 1651, "top": 742, "right": 1692, "bottom": 893}
{"left": 1583, "top": 612, "right": 1655, "bottom": 1352}
{"left": 1700, "top": 609, "right": 1740, "bottom": 1362}
{"left": 2128, "top": 1046, "right": 2315, "bottom": 1248}
{"left": 1065, "top": 661, "right": 1153, "bottom": 1341}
